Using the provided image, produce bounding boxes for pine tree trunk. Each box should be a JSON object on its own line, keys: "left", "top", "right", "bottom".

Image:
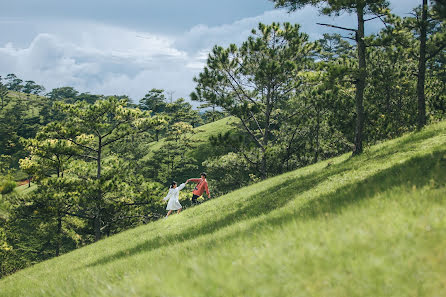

{"left": 314, "top": 108, "right": 320, "bottom": 163}
{"left": 353, "top": 5, "right": 367, "bottom": 156}
{"left": 56, "top": 214, "right": 62, "bottom": 256}
{"left": 94, "top": 211, "right": 101, "bottom": 242}
{"left": 95, "top": 138, "right": 102, "bottom": 242}
{"left": 261, "top": 98, "right": 272, "bottom": 179}
{"left": 417, "top": 0, "right": 428, "bottom": 129}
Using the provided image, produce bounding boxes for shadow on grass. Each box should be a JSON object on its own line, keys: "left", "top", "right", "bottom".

{"left": 84, "top": 136, "right": 445, "bottom": 269}
{"left": 84, "top": 158, "right": 352, "bottom": 269}
{"left": 363, "top": 127, "right": 443, "bottom": 162}
{"left": 194, "top": 148, "right": 446, "bottom": 251}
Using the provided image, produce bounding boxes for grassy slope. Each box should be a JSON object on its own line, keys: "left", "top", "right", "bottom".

{"left": 6, "top": 91, "right": 44, "bottom": 118}
{"left": 143, "top": 116, "right": 239, "bottom": 160}
{"left": 1, "top": 121, "right": 446, "bottom": 297}
{"left": 14, "top": 183, "right": 38, "bottom": 195}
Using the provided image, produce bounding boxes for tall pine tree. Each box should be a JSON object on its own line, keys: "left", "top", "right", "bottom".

{"left": 273, "top": 0, "right": 390, "bottom": 155}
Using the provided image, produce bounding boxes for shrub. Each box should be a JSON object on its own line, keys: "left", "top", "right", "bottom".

{"left": 0, "top": 180, "right": 16, "bottom": 195}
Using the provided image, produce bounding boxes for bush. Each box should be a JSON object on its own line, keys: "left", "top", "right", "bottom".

{"left": 203, "top": 152, "right": 254, "bottom": 196}
{"left": 0, "top": 180, "right": 16, "bottom": 195}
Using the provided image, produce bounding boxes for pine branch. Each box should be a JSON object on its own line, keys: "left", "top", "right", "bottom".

{"left": 317, "top": 23, "right": 357, "bottom": 33}
{"left": 364, "top": 14, "right": 387, "bottom": 22}
{"left": 342, "top": 35, "right": 357, "bottom": 42}
{"left": 426, "top": 43, "right": 446, "bottom": 61}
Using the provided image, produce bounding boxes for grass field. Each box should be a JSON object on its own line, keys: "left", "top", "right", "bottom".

{"left": 0, "top": 120, "right": 445, "bottom": 297}
{"left": 14, "top": 183, "right": 37, "bottom": 195}
{"left": 143, "top": 116, "right": 239, "bottom": 160}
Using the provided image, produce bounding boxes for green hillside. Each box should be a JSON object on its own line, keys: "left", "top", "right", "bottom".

{"left": 1, "top": 120, "right": 445, "bottom": 297}
{"left": 143, "top": 116, "right": 239, "bottom": 161}
{"left": 146, "top": 116, "right": 238, "bottom": 153}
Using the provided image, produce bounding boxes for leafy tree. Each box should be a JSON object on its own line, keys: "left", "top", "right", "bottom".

{"left": 139, "top": 89, "right": 167, "bottom": 114}
{"left": 365, "top": 39, "right": 418, "bottom": 140}
{"left": 5, "top": 178, "right": 82, "bottom": 259}
{"left": 318, "top": 33, "right": 355, "bottom": 61}
{"left": 193, "top": 22, "right": 316, "bottom": 178}
{"left": 0, "top": 82, "right": 8, "bottom": 110}
{"left": 192, "top": 94, "right": 226, "bottom": 123}
{"left": 147, "top": 122, "right": 198, "bottom": 184}
{"left": 297, "top": 67, "right": 353, "bottom": 163}
{"left": 22, "top": 81, "right": 45, "bottom": 95}
{"left": 46, "top": 87, "right": 79, "bottom": 102}
{"left": 20, "top": 136, "right": 77, "bottom": 181}
{"left": 41, "top": 97, "right": 163, "bottom": 241}
{"left": 0, "top": 96, "right": 27, "bottom": 166}
{"left": 426, "top": 42, "right": 446, "bottom": 120}
{"left": 381, "top": 2, "right": 446, "bottom": 128}
{"left": 199, "top": 106, "right": 226, "bottom": 124}
{"left": 4, "top": 74, "right": 23, "bottom": 91}
{"left": 273, "top": 0, "right": 390, "bottom": 155}
{"left": 433, "top": 0, "right": 446, "bottom": 19}
{"left": 165, "top": 98, "right": 203, "bottom": 128}
{"left": 203, "top": 152, "right": 253, "bottom": 196}
{"left": 75, "top": 92, "right": 103, "bottom": 104}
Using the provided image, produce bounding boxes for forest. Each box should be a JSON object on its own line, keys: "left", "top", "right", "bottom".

{"left": 0, "top": 0, "right": 445, "bottom": 278}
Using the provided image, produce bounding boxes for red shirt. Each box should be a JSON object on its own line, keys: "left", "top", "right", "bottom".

{"left": 189, "top": 178, "right": 210, "bottom": 197}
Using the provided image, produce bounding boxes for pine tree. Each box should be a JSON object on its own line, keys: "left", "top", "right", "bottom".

{"left": 273, "top": 0, "right": 390, "bottom": 155}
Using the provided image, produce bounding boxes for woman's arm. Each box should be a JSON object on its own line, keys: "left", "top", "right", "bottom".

{"left": 177, "top": 183, "right": 186, "bottom": 191}
{"left": 163, "top": 190, "right": 173, "bottom": 201}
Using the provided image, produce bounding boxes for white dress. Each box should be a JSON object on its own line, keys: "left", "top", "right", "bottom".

{"left": 163, "top": 183, "right": 185, "bottom": 210}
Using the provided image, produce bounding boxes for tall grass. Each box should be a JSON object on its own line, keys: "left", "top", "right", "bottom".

{"left": 0, "top": 121, "right": 445, "bottom": 297}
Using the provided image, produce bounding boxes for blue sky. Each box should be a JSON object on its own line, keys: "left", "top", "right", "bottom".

{"left": 0, "top": 0, "right": 420, "bottom": 103}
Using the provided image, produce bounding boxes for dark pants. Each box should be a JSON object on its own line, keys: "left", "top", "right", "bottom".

{"left": 191, "top": 194, "right": 200, "bottom": 204}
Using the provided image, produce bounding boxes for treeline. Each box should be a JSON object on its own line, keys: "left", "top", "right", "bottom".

{"left": 1, "top": 0, "right": 445, "bottom": 278}
{"left": 193, "top": 1, "right": 445, "bottom": 193}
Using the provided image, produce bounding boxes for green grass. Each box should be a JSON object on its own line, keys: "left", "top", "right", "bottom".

{"left": 14, "top": 183, "right": 37, "bottom": 195}
{"left": 6, "top": 91, "right": 46, "bottom": 118}
{"left": 143, "top": 116, "right": 239, "bottom": 161}
{"left": 1, "top": 121, "right": 446, "bottom": 297}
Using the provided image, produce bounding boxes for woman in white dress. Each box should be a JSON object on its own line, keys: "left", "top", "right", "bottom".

{"left": 163, "top": 181, "right": 188, "bottom": 218}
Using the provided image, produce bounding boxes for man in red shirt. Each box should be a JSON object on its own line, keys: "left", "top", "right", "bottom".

{"left": 187, "top": 172, "right": 211, "bottom": 205}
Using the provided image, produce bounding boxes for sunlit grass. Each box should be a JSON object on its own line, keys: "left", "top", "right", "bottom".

{"left": 1, "top": 120, "right": 445, "bottom": 297}
{"left": 14, "top": 183, "right": 37, "bottom": 195}
{"left": 143, "top": 116, "right": 239, "bottom": 160}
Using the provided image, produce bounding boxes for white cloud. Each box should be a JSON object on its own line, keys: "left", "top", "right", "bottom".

{"left": 0, "top": 0, "right": 420, "bottom": 103}
{"left": 0, "top": 22, "right": 195, "bottom": 100}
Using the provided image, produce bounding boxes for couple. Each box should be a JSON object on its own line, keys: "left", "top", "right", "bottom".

{"left": 163, "top": 172, "right": 211, "bottom": 218}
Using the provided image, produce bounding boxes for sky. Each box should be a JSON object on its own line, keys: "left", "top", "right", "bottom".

{"left": 0, "top": 0, "right": 420, "bottom": 104}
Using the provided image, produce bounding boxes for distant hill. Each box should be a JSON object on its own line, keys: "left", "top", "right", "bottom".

{"left": 1, "top": 119, "right": 445, "bottom": 296}
{"left": 143, "top": 116, "right": 239, "bottom": 158}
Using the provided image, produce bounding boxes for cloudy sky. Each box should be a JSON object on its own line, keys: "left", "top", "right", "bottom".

{"left": 0, "top": 0, "right": 419, "bottom": 103}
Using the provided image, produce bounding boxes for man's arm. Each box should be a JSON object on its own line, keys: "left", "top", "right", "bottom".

{"left": 187, "top": 178, "right": 201, "bottom": 183}
{"left": 205, "top": 182, "right": 210, "bottom": 198}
